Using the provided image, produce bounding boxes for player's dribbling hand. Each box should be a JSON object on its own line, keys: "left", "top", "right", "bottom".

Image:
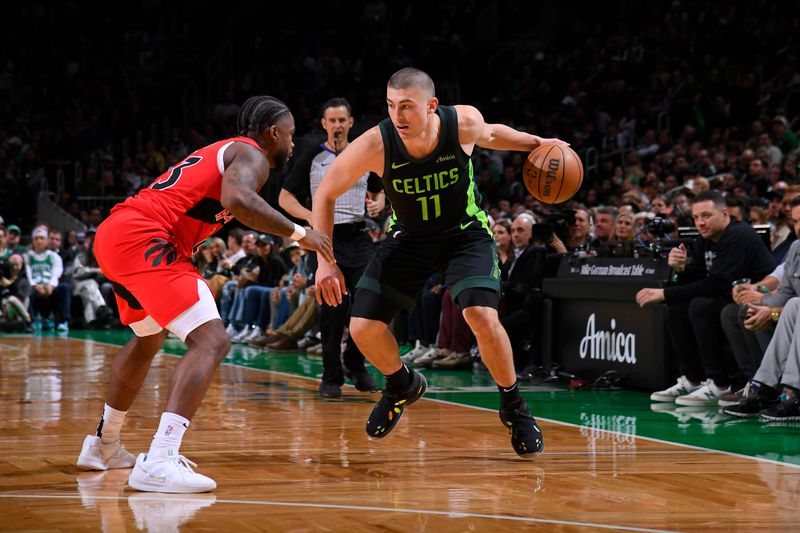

{"left": 532, "top": 135, "right": 569, "bottom": 148}
{"left": 315, "top": 260, "right": 347, "bottom": 307}
{"left": 299, "top": 229, "right": 334, "bottom": 263}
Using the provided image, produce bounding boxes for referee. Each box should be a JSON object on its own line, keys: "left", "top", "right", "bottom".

{"left": 280, "top": 97, "right": 385, "bottom": 398}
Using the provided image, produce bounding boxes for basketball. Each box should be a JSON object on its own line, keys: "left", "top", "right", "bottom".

{"left": 523, "top": 144, "right": 584, "bottom": 204}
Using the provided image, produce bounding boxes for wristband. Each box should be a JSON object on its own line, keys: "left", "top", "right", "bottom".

{"left": 290, "top": 223, "right": 306, "bottom": 241}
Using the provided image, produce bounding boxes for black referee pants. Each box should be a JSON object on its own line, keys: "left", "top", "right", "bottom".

{"left": 317, "top": 223, "right": 375, "bottom": 386}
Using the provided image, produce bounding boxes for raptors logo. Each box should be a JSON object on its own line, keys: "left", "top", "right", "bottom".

{"left": 144, "top": 238, "right": 178, "bottom": 267}
{"left": 215, "top": 208, "right": 234, "bottom": 225}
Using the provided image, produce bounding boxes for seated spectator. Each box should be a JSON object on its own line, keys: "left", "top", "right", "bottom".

{"left": 252, "top": 283, "right": 320, "bottom": 350}
{"left": 564, "top": 208, "right": 592, "bottom": 251}
{"left": 208, "top": 229, "right": 245, "bottom": 300}
{"left": 5, "top": 225, "right": 27, "bottom": 255}
{"left": 0, "top": 253, "right": 32, "bottom": 330}
{"left": 231, "top": 234, "right": 287, "bottom": 343}
{"left": 498, "top": 213, "right": 550, "bottom": 372}
{"left": 193, "top": 237, "right": 226, "bottom": 280}
{"left": 26, "top": 226, "right": 72, "bottom": 331}
{"left": 400, "top": 274, "right": 443, "bottom": 365}
{"left": 637, "top": 191, "right": 776, "bottom": 406}
{"left": 770, "top": 185, "right": 800, "bottom": 263}
{"left": 611, "top": 212, "right": 635, "bottom": 241}
{"left": 220, "top": 231, "right": 256, "bottom": 332}
{"left": 0, "top": 226, "right": 9, "bottom": 260}
{"left": 266, "top": 243, "right": 308, "bottom": 336}
{"left": 719, "top": 264, "right": 783, "bottom": 405}
{"left": 722, "top": 199, "right": 800, "bottom": 416}
{"left": 590, "top": 207, "right": 616, "bottom": 248}
{"left": 427, "top": 288, "right": 474, "bottom": 370}
{"left": 71, "top": 232, "right": 113, "bottom": 328}
{"left": 722, "top": 296, "right": 800, "bottom": 421}
{"left": 492, "top": 219, "right": 513, "bottom": 280}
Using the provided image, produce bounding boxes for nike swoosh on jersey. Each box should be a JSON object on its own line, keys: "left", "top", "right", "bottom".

{"left": 391, "top": 161, "right": 411, "bottom": 169}
{"left": 460, "top": 221, "right": 474, "bottom": 230}
{"left": 321, "top": 161, "right": 332, "bottom": 166}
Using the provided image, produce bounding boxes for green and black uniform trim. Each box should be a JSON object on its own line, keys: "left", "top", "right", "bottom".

{"left": 353, "top": 106, "right": 500, "bottom": 320}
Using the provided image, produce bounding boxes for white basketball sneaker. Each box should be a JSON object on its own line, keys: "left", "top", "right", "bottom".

{"left": 76, "top": 435, "right": 137, "bottom": 471}
{"left": 128, "top": 451, "right": 216, "bottom": 493}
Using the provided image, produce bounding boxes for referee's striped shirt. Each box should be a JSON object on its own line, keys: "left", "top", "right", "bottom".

{"left": 283, "top": 144, "right": 383, "bottom": 225}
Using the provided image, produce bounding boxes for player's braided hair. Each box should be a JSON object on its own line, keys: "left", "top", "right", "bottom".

{"left": 237, "top": 96, "right": 291, "bottom": 137}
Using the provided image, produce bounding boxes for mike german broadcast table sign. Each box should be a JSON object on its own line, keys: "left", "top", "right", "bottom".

{"left": 543, "top": 257, "right": 675, "bottom": 390}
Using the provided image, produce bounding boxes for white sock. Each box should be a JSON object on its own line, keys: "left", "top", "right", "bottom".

{"left": 98, "top": 404, "right": 127, "bottom": 445}
{"left": 148, "top": 412, "right": 190, "bottom": 458}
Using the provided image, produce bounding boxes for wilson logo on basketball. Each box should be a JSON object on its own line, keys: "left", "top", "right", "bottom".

{"left": 542, "top": 158, "right": 560, "bottom": 197}
{"left": 578, "top": 314, "right": 637, "bottom": 364}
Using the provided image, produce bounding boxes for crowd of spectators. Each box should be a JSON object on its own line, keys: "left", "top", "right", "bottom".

{"left": 1, "top": 2, "right": 800, "bottom": 405}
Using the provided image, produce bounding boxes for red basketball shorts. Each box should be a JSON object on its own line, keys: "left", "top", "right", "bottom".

{"left": 94, "top": 208, "right": 210, "bottom": 332}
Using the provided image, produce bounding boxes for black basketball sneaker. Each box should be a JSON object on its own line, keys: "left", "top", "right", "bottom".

{"left": 500, "top": 399, "right": 545, "bottom": 456}
{"left": 366, "top": 369, "right": 427, "bottom": 438}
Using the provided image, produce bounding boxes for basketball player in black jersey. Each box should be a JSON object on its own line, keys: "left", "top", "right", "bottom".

{"left": 313, "top": 68, "right": 566, "bottom": 456}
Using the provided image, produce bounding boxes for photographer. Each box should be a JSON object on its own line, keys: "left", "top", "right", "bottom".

{"left": 637, "top": 191, "right": 776, "bottom": 405}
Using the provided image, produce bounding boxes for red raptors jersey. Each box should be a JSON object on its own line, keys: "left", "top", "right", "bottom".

{"left": 111, "top": 136, "right": 263, "bottom": 256}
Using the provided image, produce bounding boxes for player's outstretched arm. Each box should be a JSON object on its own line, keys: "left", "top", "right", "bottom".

{"left": 455, "top": 105, "right": 568, "bottom": 152}
{"left": 221, "top": 143, "right": 334, "bottom": 262}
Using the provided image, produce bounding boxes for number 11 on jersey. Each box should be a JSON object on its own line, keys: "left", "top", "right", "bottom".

{"left": 416, "top": 194, "right": 441, "bottom": 221}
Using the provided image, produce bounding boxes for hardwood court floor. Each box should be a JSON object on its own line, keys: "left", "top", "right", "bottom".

{"left": 0, "top": 334, "right": 798, "bottom": 532}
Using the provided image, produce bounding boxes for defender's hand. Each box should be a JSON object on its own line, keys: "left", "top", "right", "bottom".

{"left": 315, "top": 260, "right": 347, "bottom": 306}
{"left": 298, "top": 229, "right": 334, "bottom": 263}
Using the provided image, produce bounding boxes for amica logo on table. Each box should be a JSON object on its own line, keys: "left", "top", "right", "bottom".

{"left": 578, "top": 314, "right": 637, "bottom": 364}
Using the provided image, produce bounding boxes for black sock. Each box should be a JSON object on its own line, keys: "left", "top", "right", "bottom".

{"left": 498, "top": 381, "right": 522, "bottom": 409}
{"left": 385, "top": 364, "right": 412, "bottom": 392}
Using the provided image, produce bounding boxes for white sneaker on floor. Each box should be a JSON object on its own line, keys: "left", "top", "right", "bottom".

{"left": 413, "top": 347, "right": 445, "bottom": 367}
{"left": 400, "top": 341, "right": 430, "bottom": 364}
{"left": 129, "top": 492, "right": 216, "bottom": 533}
{"left": 128, "top": 452, "right": 216, "bottom": 493}
{"left": 231, "top": 327, "right": 252, "bottom": 343}
{"left": 650, "top": 375, "right": 702, "bottom": 402}
{"left": 224, "top": 323, "right": 238, "bottom": 337}
{"left": 675, "top": 380, "right": 731, "bottom": 406}
{"left": 241, "top": 326, "right": 263, "bottom": 343}
{"left": 76, "top": 435, "right": 136, "bottom": 471}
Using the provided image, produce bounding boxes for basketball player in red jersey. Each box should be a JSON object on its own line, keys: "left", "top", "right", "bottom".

{"left": 76, "top": 96, "right": 333, "bottom": 493}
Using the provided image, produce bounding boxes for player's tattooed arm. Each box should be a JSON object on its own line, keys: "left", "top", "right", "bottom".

{"left": 220, "top": 143, "right": 297, "bottom": 236}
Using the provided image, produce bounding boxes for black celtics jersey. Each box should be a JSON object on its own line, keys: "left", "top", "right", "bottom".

{"left": 378, "top": 106, "right": 491, "bottom": 235}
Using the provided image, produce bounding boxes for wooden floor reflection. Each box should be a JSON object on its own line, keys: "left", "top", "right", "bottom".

{"left": 0, "top": 336, "right": 797, "bottom": 532}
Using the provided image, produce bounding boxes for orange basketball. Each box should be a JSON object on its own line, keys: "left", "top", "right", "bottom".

{"left": 523, "top": 144, "right": 584, "bottom": 204}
